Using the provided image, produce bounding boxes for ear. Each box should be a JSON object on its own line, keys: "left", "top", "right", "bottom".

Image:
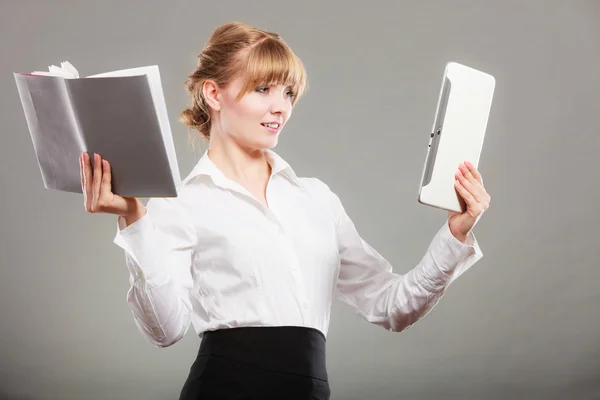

{"left": 202, "top": 80, "right": 221, "bottom": 111}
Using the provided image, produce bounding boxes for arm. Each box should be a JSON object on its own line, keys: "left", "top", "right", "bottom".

{"left": 325, "top": 183, "right": 483, "bottom": 332}
{"left": 113, "top": 197, "right": 197, "bottom": 347}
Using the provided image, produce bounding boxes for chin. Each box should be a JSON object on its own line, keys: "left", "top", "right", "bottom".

{"left": 242, "top": 138, "right": 278, "bottom": 152}
{"left": 254, "top": 135, "right": 279, "bottom": 150}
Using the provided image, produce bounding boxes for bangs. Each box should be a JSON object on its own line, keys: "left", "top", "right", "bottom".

{"left": 235, "top": 38, "right": 307, "bottom": 103}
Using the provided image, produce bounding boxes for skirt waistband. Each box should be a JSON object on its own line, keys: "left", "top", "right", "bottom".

{"left": 198, "top": 326, "right": 328, "bottom": 381}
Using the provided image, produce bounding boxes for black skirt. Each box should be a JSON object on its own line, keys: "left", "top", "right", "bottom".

{"left": 179, "top": 326, "right": 331, "bottom": 400}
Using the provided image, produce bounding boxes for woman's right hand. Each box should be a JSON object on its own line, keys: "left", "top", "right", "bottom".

{"left": 80, "top": 152, "right": 146, "bottom": 222}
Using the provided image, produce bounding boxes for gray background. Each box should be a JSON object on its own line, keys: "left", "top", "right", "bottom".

{"left": 1, "top": 0, "right": 599, "bottom": 399}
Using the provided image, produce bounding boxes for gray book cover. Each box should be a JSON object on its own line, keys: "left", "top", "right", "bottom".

{"left": 13, "top": 65, "right": 181, "bottom": 198}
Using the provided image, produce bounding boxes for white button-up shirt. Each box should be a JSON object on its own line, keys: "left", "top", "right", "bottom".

{"left": 113, "top": 150, "right": 483, "bottom": 348}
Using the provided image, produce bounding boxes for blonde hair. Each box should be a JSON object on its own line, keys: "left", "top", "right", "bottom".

{"left": 180, "top": 22, "right": 308, "bottom": 143}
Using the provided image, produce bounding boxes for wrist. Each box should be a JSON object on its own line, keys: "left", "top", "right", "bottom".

{"left": 122, "top": 200, "right": 146, "bottom": 226}
{"left": 449, "top": 223, "right": 468, "bottom": 244}
{"left": 453, "top": 232, "right": 468, "bottom": 244}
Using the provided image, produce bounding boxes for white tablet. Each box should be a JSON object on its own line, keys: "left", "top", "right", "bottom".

{"left": 417, "top": 62, "right": 495, "bottom": 213}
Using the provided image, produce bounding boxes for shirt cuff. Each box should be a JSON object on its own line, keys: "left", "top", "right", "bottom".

{"left": 420, "top": 221, "right": 484, "bottom": 291}
{"left": 113, "top": 211, "right": 167, "bottom": 285}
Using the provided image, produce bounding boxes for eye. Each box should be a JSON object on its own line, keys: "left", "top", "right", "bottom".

{"left": 286, "top": 88, "right": 297, "bottom": 100}
{"left": 255, "top": 85, "right": 296, "bottom": 101}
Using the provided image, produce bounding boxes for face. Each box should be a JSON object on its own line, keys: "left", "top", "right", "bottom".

{"left": 209, "top": 74, "right": 296, "bottom": 150}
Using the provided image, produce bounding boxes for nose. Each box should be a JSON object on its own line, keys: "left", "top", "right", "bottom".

{"left": 270, "top": 92, "right": 290, "bottom": 116}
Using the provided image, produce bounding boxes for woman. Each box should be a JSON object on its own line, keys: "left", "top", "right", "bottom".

{"left": 80, "top": 21, "right": 490, "bottom": 400}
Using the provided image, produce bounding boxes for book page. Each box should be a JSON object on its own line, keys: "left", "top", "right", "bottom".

{"left": 14, "top": 74, "right": 86, "bottom": 193}
{"left": 64, "top": 75, "right": 177, "bottom": 197}
{"left": 88, "top": 66, "right": 181, "bottom": 189}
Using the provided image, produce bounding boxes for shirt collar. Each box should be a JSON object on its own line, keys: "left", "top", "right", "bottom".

{"left": 184, "top": 148, "right": 302, "bottom": 189}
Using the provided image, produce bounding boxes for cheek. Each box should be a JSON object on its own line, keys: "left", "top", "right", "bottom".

{"left": 238, "top": 101, "right": 265, "bottom": 121}
{"left": 228, "top": 100, "right": 267, "bottom": 129}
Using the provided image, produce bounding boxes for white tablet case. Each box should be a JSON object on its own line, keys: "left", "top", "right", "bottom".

{"left": 417, "top": 62, "right": 495, "bottom": 213}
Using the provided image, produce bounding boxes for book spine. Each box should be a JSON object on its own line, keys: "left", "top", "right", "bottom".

{"left": 63, "top": 79, "right": 88, "bottom": 161}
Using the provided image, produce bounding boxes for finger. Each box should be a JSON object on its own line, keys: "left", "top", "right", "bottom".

{"left": 459, "top": 163, "right": 478, "bottom": 184}
{"left": 83, "top": 153, "right": 93, "bottom": 210}
{"left": 456, "top": 168, "right": 481, "bottom": 199}
{"left": 461, "top": 163, "right": 491, "bottom": 206}
{"left": 464, "top": 161, "right": 484, "bottom": 186}
{"left": 454, "top": 179, "right": 480, "bottom": 213}
{"left": 79, "top": 153, "right": 84, "bottom": 192}
{"left": 100, "top": 159, "right": 112, "bottom": 197}
{"left": 92, "top": 153, "right": 103, "bottom": 210}
{"left": 457, "top": 165, "right": 486, "bottom": 200}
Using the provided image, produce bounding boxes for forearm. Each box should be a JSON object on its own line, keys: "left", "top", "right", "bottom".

{"left": 114, "top": 200, "right": 196, "bottom": 348}
{"left": 125, "top": 265, "right": 191, "bottom": 347}
{"left": 336, "top": 222, "right": 482, "bottom": 333}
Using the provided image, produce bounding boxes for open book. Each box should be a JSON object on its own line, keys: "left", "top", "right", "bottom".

{"left": 14, "top": 61, "right": 181, "bottom": 197}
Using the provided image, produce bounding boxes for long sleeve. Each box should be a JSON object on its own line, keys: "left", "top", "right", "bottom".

{"left": 327, "top": 185, "right": 484, "bottom": 333}
{"left": 113, "top": 197, "right": 197, "bottom": 348}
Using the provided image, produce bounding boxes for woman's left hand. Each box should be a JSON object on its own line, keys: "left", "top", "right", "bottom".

{"left": 448, "top": 161, "right": 491, "bottom": 242}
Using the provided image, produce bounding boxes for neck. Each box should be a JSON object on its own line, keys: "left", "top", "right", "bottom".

{"left": 207, "top": 136, "right": 271, "bottom": 185}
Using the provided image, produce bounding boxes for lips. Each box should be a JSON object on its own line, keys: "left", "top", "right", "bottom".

{"left": 261, "top": 122, "right": 282, "bottom": 134}
{"left": 261, "top": 122, "right": 281, "bottom": 129}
